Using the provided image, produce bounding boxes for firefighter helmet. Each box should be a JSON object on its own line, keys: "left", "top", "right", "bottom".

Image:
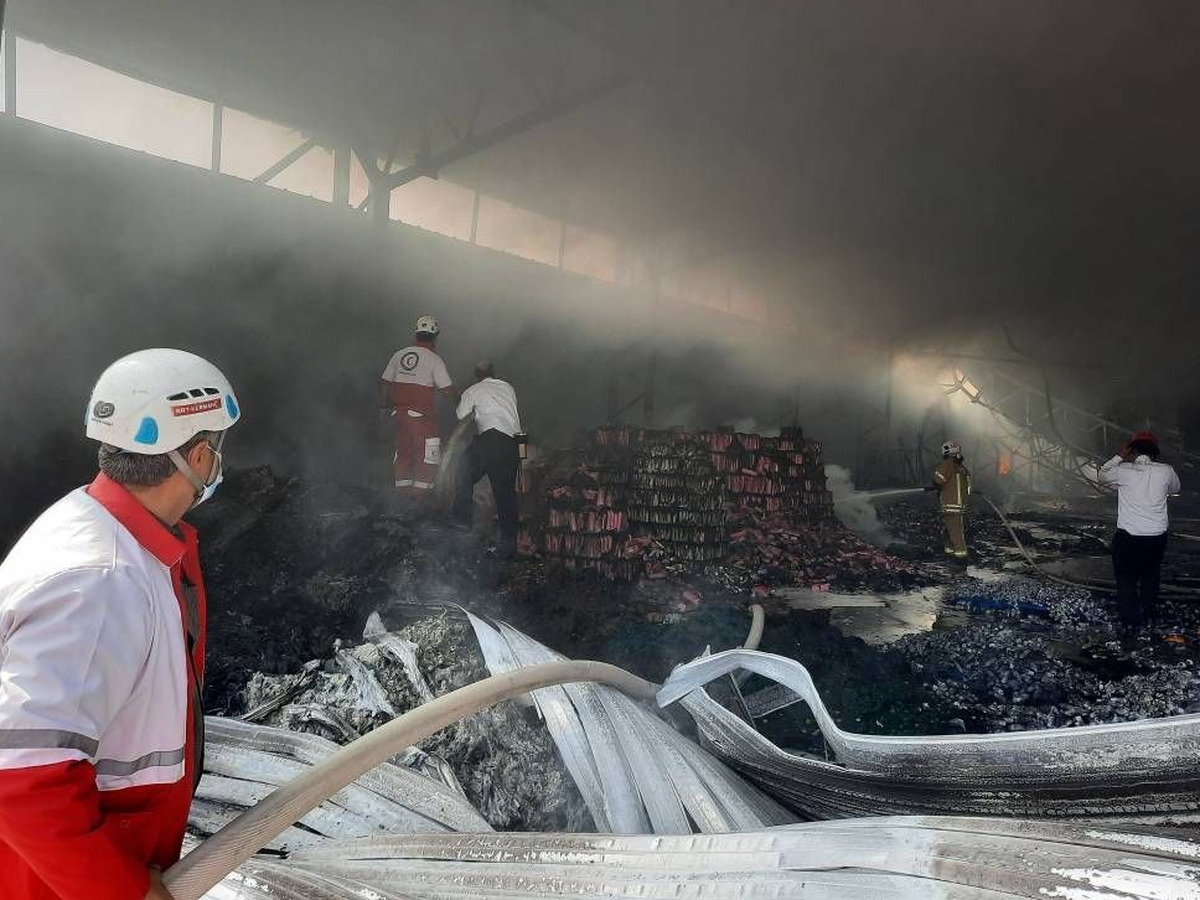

{"left": 86, "top": 349, "right": 240, "bottom": 454}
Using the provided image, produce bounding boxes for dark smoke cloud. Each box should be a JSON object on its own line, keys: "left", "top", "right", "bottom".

{"left": 4, "top": 0, "right": 1199, "bottom": 547}
{"left": 9, "top": 0, "right": 1200, "bottom": 367}
{"left": 0, "top": 120, "right": 816, "bottom": 551}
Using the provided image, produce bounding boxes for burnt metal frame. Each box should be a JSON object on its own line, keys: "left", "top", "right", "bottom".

{"left": 940, "top": 367, "right": 1114, "bottom": 494}
{"left": 851, "top": 349, "right": 1158, "bottom": 494}
{"left": 352, "top": 72, "right": 628, "bottom": 228}
{"left": 606, "top": 351, "right": 658, "bottom": 428}
{"left": 253, "top": 137, "right": 318, "bottom": 185}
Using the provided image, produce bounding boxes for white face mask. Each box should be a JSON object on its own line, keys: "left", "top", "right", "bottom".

{"left": 169, "top": 435, "right": 225, "bottom": 509}
{"left": 194, "top": 445, "right": 224, "bottom": 507}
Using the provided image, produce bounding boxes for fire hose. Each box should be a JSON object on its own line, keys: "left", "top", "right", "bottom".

{"left": 432, "top": 413, "right": 475, "bottom": 512}
{"left": 856, "top": 484, "right": 1200, "bottom": 598}
{"left": 973, "top": 491, "right": 1200, "bottom": 598}
{"left": 163, "top": 661, "right": 657, "bottom": 900}
{"left": 743, "top": 603, "right": 765, "bottom": 650}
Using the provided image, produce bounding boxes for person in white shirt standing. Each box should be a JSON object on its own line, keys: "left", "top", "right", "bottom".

{"left": 380, "top": 316, "right": 455, "bottom": 498}
{"left": 453, "top": 360, "right": 523, "bottom": 554}
{"left": 1098, "top": 431, "right": 1181, "bottom": 629}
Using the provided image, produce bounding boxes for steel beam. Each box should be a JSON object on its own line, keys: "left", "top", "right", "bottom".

{"left": 3, "top": 27, "right": 15, "bottom": 116}
{"left": 469, "top": 191, "right": 480, "bottom": 244}
{"left": 210, "top": 103, "right": 223, "bottom": 173}
{"left": 380, "top": 74, "right": 628, "bottom": 192}
{"left": 351, "top": 146, "right": 394, "bottom": 227}
{"left": 643, "top": 352, "right": 657, "bottom": 427}
{"left": 370, "top": 178, "right": 390, "bottom": 227}
{"left": 332, "top": 146, "right": 351, "bottom": 206}
{"left": 253, "top": 137, "right": 317, "bottom": 185}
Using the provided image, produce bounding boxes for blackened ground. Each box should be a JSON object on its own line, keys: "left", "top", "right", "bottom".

{"left": 196, "top": 466, "right": 1200, "bottom": 771}
{"left": 877, "top": 499, "right": 1015, "bottom": 566}
{"left": 196, "top": 467, "right": 952, "bottom": 748}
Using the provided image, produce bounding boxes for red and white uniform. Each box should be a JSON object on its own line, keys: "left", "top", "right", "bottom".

{"left": 382, "top": 340, "right": 452, "bottom": 491}
{"left": 0, "top": 474, "right": 206, "bottom": 900}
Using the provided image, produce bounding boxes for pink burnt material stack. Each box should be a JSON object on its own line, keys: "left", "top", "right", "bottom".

{"left": 531, "top": 425, "right": 848, "bottom": 585}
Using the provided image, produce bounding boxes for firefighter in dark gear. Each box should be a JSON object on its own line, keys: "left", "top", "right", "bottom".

{"left": 933, "top": 442, "right": 971, "bottom": 559}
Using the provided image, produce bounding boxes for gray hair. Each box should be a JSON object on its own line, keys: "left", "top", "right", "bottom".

{"left": 98, "top": 431, "right": 217, "bottom": 487}
{"left": 475, "top": 359, "right": 495, "bottom": 380}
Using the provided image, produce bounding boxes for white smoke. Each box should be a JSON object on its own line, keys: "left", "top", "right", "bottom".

{"left": 826, "top": 465, "right": 896, "bottom": 546}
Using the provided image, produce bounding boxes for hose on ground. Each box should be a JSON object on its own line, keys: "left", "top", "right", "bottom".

{"left": 164, "top": 660, "right": 658, "bottom": 900}
{"left": 730, "top": 603, "right": 767, "bottom": 690}
{"left": 975, "top": 492, "right": 1200, "bottom": 598}
{"left": 743, "top": 603, "right": 765, "bottom": 650}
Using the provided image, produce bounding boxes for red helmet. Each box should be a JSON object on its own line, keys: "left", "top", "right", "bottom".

{"left": 1131, "top": 430, "right": 1159, "bottom": 447}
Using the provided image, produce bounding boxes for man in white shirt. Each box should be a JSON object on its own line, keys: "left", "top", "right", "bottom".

{"left": 1098, "top": 431, "right": 1181, "bottom": 628}
{"left": 453, "top": 360, "right": 522, "bottom": 553}
{"left": 380, "top": 315, "right": 455, "bottom": 497}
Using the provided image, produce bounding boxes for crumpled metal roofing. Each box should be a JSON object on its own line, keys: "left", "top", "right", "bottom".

{"left": 200, "top": 816, "right": 1200, "bottom": 899}
{"left": 192, "top": 716, "right": 492, "bottom": 852}
{"left": 658, "top": 649, "right": 1200, "bottom": 823}
{"left": 194, "top": 633, "right": 1200, "bottom": 898}
{"left": 466, "top": 612, "right": 794, "bottom": 834}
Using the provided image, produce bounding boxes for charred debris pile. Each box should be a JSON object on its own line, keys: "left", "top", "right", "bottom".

{"left": 227, "top": 611, "right": 593, "bottom": 833}
{"left": 523, "top": 425, "right": 917, "bottom": 593}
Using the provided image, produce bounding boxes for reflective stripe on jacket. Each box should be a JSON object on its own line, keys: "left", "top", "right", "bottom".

{"left": 933, "top": 459, "right": 972, "bottom": 513}
{"left": 0, "top": 473, "right": 206, "bottom": 900}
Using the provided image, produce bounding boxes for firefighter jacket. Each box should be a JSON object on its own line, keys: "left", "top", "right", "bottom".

{"left": 0, "top": 473, "right": 207, "bottom": 900}
{"left": 933, "top": 458, "right": 972, "bottom": 513}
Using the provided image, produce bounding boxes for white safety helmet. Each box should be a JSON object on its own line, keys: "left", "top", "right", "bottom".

{"left": 86, "top": 348, "right": 241, "bottom": 454}
{"left": 415, "top": 315, "right": 440, "bottom": 337}
{"left": 942, "top": 441, "right": 963, "bottom": 459}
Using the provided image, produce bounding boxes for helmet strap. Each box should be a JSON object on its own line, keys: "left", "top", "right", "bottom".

{"left": 168, "top": 447, "right": 209, "bottom": 499}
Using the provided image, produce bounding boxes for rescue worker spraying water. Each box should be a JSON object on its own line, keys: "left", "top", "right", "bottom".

{"left": 0, "top": 349, "right": 240, "bottom": 900}
{"left": 380, "top": 316, "right": 455, "bottom": 499}
{"left": 933, "top": 442, "right": 972, "bottom": 559}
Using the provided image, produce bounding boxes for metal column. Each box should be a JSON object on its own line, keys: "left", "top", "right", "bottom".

{"left": 371, "top": 181, "right": 391, "bottom": 228}
{"left": 332, "top": 146, "right": 351, "bottom": 206}
{"left": 210, "top": 104, "right": 223, "bottom": 172}
{"left": 3, "top": 28, "right": 15, "bottom": 116}
{"left": 643, "top": 353, "right": 657, "bottom": 427}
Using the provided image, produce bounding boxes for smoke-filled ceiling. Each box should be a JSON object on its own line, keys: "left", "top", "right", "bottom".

{"left": 9, "top": 0, "right": 1200, "bottom": 367}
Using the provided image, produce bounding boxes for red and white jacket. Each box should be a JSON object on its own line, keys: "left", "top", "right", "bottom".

{"left": 381, "top": 339, "right": 453, "bottom": 418}
{"left": 0, "top": 474, "right": 206, "bottom": 900}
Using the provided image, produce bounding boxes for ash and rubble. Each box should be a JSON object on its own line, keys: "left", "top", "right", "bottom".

{"left": 893, "top": 620, "right": 1200, "bottom": 733}
{"left": 232, "top": 610, "right": 592, "bottom": 833}
{"left": 192, "top": 423, "right": 1200, "bottom": 828}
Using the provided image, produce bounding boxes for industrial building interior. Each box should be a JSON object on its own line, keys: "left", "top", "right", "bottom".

{"left": 2, "top": 2, "right": 1200, "bottom": 898}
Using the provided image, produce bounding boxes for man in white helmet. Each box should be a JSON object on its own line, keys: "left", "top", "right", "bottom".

{"left": 933, "top": 442, "right": 971, "bottom": 559}
{"left": 0, "top": 349, "right": 240, "bottom": 900}
{"left": 380, "top": 315, "right": 455, "bottom": 498}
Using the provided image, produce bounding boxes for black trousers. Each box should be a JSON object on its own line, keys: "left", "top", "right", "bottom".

{"left": 1112, "top": 529, "right": 1168, "bottom": 626}
{"left": 454, "top": 429, "right": 519, "bottom": 549}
